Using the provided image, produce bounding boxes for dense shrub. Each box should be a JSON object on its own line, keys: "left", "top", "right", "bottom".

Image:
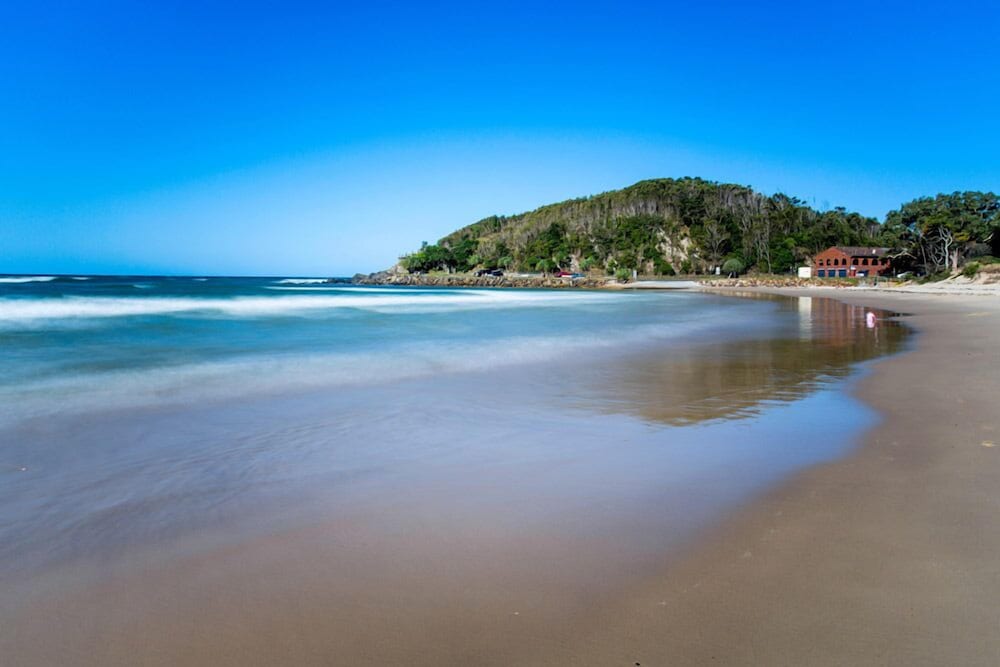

{"left": 653, "top": 258, "right": 676, "bottom": 276}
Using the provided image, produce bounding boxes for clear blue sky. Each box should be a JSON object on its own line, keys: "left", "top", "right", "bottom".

{"left": 2, "top": 1, "right": 998, "bottom": 275}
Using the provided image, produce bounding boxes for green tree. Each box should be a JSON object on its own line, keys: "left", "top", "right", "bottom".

{"left": 722, "top": 257, "right": 745, "bottom": 277}
{"left": 884, "top": 192, "right": 1000, "bottom": 273}
{"left": 535, "top": 258, "right": 556, "bottom": 274}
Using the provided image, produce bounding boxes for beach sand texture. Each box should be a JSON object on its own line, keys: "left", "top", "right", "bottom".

{"left": 2, "top": 290, "right": 998, "bottom": 665}
{"left": 553, "top": 289, "right": 1000, "bottom": 666}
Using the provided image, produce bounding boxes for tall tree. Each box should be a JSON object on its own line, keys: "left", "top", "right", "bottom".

{"left": 883, "top": 192, "right": 1000, "bottom": 273}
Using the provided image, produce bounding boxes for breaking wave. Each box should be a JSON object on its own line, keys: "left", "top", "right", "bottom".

{"left": 0, "top": 290, "right": 619, "bottom": 325}
{"left": 0, "top": 276, "right": 57, "bottom": 283}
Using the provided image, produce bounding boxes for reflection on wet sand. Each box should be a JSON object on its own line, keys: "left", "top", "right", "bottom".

{"left": 0, "top": 294, "right": 914, "bottom": 667}
{"left": 588, "top": 295, "right": 907, "bottom": 425}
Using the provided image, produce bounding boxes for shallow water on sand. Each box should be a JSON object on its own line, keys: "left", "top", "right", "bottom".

{"left": 0, "top": 279, "right": 906, "bottom": 664}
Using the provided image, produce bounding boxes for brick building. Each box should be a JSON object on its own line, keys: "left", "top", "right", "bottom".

{"left": 813, "top": 246, "right": 891, "bottom": 278}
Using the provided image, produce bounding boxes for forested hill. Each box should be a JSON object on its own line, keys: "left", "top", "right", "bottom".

{"left": 399, "top": 178, "right": 881, "bottom": 276}
{"left": 396, "top": 178, "right": 1000, "bottom": 277}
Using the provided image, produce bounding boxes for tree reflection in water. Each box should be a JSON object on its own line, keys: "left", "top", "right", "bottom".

{"left": 580, "top": 295, "right": 908, "bottom": 426}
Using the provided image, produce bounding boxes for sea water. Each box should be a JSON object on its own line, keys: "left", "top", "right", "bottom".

{"left": 1, "top": 276, "right": 776, "bottom": 428}
{"left": 0, "top": 275, "right": 906, "bottom": 647}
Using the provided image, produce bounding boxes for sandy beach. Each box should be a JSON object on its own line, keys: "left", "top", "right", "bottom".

{"left": 2, "top": 288, "right": 997, "bottom": 666}
{"left": 544, "top": 288, "right": 1000, "bottom": 666}
{"left": 8, "top": 0, "right": 998, "bottom": 663}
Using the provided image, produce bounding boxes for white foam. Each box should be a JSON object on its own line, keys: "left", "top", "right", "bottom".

{"left": 0, "top": 290, "right": 619, "bottom": 324}
{"left": 274, "top": 278, "right": 329, "bottom": 284}
{"left": 0, "top": 276, "right": 57, "bottom": 283}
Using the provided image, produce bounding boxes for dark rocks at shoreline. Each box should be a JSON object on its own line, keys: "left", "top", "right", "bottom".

{"left": 352, "top": 271, "right": 874, "bottom": 290}
{"left": 700, "top": 277, "right": 847, "bottom": 288}
{"left": 352, "top": 271, "right": 612, "bottom": 289}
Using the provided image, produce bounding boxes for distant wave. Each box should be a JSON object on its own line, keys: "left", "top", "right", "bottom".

{"left": 274, "top": 278, "right": 329, "bottom": 284}
{"left": 0, "top": 290, "right": 618, "bottom": 324}
{"left": 0, "top": 276, "right": 57, "bottom": 283}
{"left": 71, "top": 277, "right": 91, "bottom": 281}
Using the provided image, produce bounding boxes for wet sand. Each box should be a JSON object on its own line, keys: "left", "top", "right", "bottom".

{"left": 549, "top": 289, "right": 1000, "bottom": 666}
{"left": 3, "top": 291, "right": 995, "bottom": 665}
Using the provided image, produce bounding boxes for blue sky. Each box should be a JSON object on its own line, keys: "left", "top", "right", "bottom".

{"left": 2, "top": 1, "right": 998, "bottom": 275}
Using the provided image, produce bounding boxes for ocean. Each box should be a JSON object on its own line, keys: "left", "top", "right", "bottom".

{"left": 0, "top": 275, "right": 771, "bottom": 426}
{"left": 0, "top": 275, "right": 907, "bottom": 664}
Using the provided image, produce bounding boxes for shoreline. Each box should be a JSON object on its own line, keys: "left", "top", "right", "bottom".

{"left": 353, "top": 270, "right": 851, "bottom": 290}
{"left": 354, "top": 269, "right": 1000, "bottom": 296}
{"left": 543, "top": 287, "right": 1000, "bottom": 665}
{"left": 2, "top": 288, "right": 997, "bottom": 664}
{"left": 0, "top": 290, "right": 908, "bottom": 667}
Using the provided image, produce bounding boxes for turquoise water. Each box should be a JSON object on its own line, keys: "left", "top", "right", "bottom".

{"left": 0, "top": 275, "right": 776, "bottom": 428}
{"left": 0, "top": 276, "right": 905, "bottom": 593}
